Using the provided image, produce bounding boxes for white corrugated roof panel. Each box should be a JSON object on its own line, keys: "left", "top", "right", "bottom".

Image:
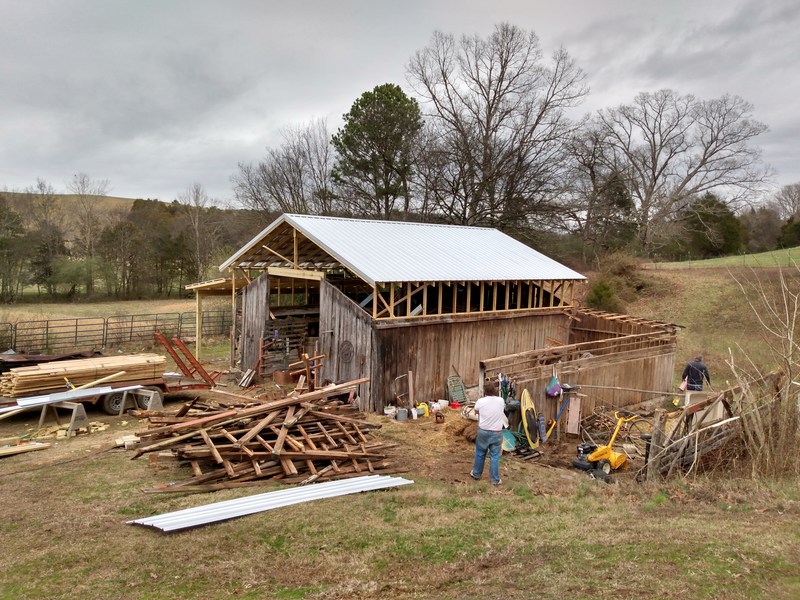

{"left": 221, "top": 214, "right": 585, "bottom": 286}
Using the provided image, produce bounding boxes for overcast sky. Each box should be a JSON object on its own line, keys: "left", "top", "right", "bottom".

{"left": 1, "top": 0, "right": 798, "bottom": 204}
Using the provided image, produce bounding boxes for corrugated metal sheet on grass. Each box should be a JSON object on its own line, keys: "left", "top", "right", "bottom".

{"left": 221, "top": 214, "right": 585, "bottom": 285}
{"left": 127, "top": 475, "right": 414, "bottom": 532}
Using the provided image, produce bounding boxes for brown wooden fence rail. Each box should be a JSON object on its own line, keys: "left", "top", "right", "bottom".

{"left": 2, "top": 310, "right": 232, "bottom": 353}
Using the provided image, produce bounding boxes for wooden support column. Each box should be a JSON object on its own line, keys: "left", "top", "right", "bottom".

{"left": 528, "top": 280, "right": 533, "bottom": 309}
{"left": 480, "top": 281, "right": 485, "bottom": 312}
{"left": 504, "top": 281, "right": 510, "bottom": 311}
{"left": 389, "top": 283, "right": 395, "bottom": 319}
{"left": 452, "top": 282, "right": 457, "bottom": 314}
{"left": 647, "top": 409, "right": 667, "bottom": 482}
{"left": 569, "top": 281, "right": 575, "bottom": 306}
{"left": 230, "top": 268, "right": 236, "bottom": 367}
{"left": 466, "top": 282, "right": 471, "bottom": 313}
{"left": 516, "top": 282, "right": 522, "bottom": 310}
{"left": 293, "top": 229, "right": 298, "bottom": 269}
{"left": 196, "top": 291, "right": 203, "bottom": 361}
{"left": 373, "top": 284, "right": 378, "bottom": 320}
{"left": 423, "top": 282, "right": 428, "bottom": 315}
{"left": 406, "top": 282, "right": 411, "bottom": 317}
{"left": 492, "top": 282, "right": 497, "bottom": 311}
{"left": 438, "top": 282, "right": 443, "bottom": 315}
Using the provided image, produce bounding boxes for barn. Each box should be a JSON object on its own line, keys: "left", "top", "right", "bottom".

{"left": 215, "top": 214, "right": 677, "bottom": 414}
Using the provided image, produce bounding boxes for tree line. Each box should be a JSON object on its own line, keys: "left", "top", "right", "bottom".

{"left": 233, "top": 23, "right": 798, "bottom": 264}
{"left": 0, "top": 176, "right": 262, "bottom": 302}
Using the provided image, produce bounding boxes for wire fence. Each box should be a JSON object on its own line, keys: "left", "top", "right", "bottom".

{"left": 0, "top": 310, "right": 231, "bottom": 354}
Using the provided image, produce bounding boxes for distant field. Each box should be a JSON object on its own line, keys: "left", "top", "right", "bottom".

{"left": 646, "top": 246, "right": 800, "bottom": 269}
{"left": 0, "top": 297, "right": 229, "bottom": 323}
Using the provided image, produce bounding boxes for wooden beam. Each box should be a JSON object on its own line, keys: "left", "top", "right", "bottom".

{"left": 480, "top": 281, "right": 484, "bottom": 312}
{"left": 230, "top": 267, "right": 236, "bottom": 368}
{"left": 504, "top": 281, "right": 510, "bottom": 311}
{"left": 423, "top": 281, "right": 428, "bottom": 316}
{"left": 406, "top": 281, "right": 411, "bottom": 317}
{"left": 293, "top": 228, "right": 298, "bottom": 269}
{"left": 261, "top": 244, "right": 294, "bottom": 266}
{"left": 266, "top": 267, "right": 325, "bottom": 281}
{"left": 466, "top": 283, "right": 471, "bottom": 313}
{"left": 389, "top": 282, "right": 395, "bottom": 318}
{"left": 492, "top": 282, "right": 497, "bottom": 311}
{"left": 196, "top": 290, "right": 203, "bottom": 361}
{"left": 373, "top": 283, "right": 378, "bottom": 319}
{"left": 528, "top": 280, "right": 533, "bottom": 309}
{"left": 438, "top": 282, "right": 443, "bottom": 315}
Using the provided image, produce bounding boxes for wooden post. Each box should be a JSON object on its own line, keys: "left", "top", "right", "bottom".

{"left": 196, "top": 291, "right": 203, "bottom": 361}
{"left": 389, "top": 283, "right": 395, "bottom": 319}
{"left": 452, "top": 282, "right": 457, "bottom": 314}
{"left": 230, "top": 268, "right": 236, "bottom": 368}
{"left": 408, "top": 370, "right": 414, "bottom": 411}
{"left": 438, "top": 282, "right": 443, "bottom": 315}
{"left": 407, "top": 281, "right": 411, "bottom": 317}
{"left": 504, "top": 281, "right": 510, "bottom": 311}
{"left": 528, "top": 280, "right": 533, "bottom": 309}
{"left": 373, "top": 284, "right": 378, "bottom": 320}
{"left": 423, "top": 282, "right": 428, "bottom": 315}
{"left": 647, "top": 409, "right": 667, "bottom": 482}
{"left": 293, "top": 229, "right": 298, "bottom": 269}
{"left": 492, "top": 282, "right": 497, "bottom": 311}
{"left": 480, "top": 281, "right": 485, "bottom": 312}
{"left": 516, "top": 281, "right": 522, "bottom": 310}
{"left": 466, "top": 283, "right": 471, "bottom": 313}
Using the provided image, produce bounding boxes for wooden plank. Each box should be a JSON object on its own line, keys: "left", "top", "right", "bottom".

{"left": 266, "top": 267, "right": 325, "bottom": 281}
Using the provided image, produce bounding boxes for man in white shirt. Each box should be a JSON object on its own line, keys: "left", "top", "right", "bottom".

{"left": 470, "top": 394, "right": 505, "bottom": 485}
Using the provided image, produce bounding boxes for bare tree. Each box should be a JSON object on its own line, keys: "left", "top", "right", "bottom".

{"left": 407, "top": 23, "right": 588, "bottom": 230}
{"left": 596, "top": 90, "right": 772, "bottom": 253}
{"left": 231, "top": 118, "right": 337, "bottom": 219}
{"left": 177, "top": 183, "right": 219, "bottom": 281}
{"left": 773, "top": 183, "right": 800, "bottom": 221}
{"left": 66, "top": 172, "right": 111, "bottom": 294}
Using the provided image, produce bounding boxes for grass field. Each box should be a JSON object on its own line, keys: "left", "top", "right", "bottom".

{"left": 0, "top": 407, "right": 798, "bottom": 600}
{"left": 0, "top": 297, "right": 230, "bottom": 324}
{"left": 645, "top": 246, "right": 800, "bottom": 269}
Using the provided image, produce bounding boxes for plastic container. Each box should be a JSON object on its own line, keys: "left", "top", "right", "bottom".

{"left": 438, "top": 399, "right": 449, "bottom": 408}
{"left": 397, "top": 408, "right": 408, "bottom": 421}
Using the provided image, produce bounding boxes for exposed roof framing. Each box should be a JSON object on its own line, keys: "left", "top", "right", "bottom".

{"left": 221, "top": 214, "right": 586, "bottom": 287}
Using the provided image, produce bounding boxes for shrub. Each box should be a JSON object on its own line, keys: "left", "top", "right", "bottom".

{"left": 585, "top": 278, "right": 623, "bottom": 313}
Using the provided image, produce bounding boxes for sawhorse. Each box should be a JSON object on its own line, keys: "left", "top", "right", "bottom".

{"left": 117, "top": 389, "right": 163, "bottom": 416}
{"left": 38, "top": 402, "right": 91, "bottom": 440}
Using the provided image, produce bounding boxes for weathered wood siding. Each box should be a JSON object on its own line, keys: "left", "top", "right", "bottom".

{"left": 569, "top": 309, "right": 673, "bottom": 344}
{"left": 372, "top": 312, "right": 569, "bottom": 411}
{"left": 513, "top": 343, "right": 676, "bottom": 421}
{"left": 318, "top": 280, "right": 375, "bottom": 409}
{"left": 240, "top": 273, "right": 270, "bottom": 372}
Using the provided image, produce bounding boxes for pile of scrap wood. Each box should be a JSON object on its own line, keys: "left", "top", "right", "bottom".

{"left": 0, "top": 354, "right": 166, "bottom": 397}
{"left": 643, "top": 370, "right": 783, "bottom": 480}
{"left": 130, "top": 378, "right": 405, "bottom": 493}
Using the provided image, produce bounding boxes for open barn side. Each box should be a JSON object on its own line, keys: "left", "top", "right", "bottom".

{"left": 239, "top": 273, "right": 270, "bottom": 373}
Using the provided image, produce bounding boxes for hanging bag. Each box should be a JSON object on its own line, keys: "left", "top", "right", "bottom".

{"left": 545, "top": 366, "right": 562, "bottom": 397}
{"left": 679, "top": 377, "right": 688, "bottom": 392}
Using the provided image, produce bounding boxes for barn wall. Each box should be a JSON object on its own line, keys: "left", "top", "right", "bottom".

{"left": 240, "top": 273, "right": 270, "bottom": 372}
{"left": 512, "top": 343, "right": 677, "bottom": 421}
{"left": 373, "top": 312, "right": 569, "bottom": 411}
{"left": 318, "top": 280, "right": 374, "bottom": 408}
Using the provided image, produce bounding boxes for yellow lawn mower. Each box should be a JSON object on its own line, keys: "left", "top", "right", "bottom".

{"left": 573, "top": 411, "right": 639, "bottom": 475}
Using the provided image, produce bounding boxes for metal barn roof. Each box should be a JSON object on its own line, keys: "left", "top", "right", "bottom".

{"left": 221, "top": 214, "right": 585, "bottom": 286}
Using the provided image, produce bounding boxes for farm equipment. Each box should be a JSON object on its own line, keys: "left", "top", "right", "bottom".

{"left": 573, "top": 411, "right": 640, "bottom": 474}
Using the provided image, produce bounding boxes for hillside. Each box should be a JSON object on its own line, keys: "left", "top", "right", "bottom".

{"left": 623, "top": 263, "right": 791, "bottom": 387}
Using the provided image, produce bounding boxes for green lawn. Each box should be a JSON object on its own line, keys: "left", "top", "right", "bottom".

{"left": 647, "top": 247, "right": 800, "bottom": 269}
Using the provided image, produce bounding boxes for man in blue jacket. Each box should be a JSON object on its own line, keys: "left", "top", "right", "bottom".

{"left": 682, "top": 355, "right": 711, "bottom": 391}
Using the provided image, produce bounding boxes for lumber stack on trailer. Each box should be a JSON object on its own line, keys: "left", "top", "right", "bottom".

{"left": 0, "top": 354, "right": 166, "bottom": 397}
{"left": 131, "top": 378, "right": 405, "bottom": 493}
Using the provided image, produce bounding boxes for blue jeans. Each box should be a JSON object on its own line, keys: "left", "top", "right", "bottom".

{"left": 472, "top": 428, "right": 502, "bottom": 484}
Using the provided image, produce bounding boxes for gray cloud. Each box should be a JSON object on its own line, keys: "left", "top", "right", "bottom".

{"left": 1, "top": 0, "right": 798, "bottom": 203}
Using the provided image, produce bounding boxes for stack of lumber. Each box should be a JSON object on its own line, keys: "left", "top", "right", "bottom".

{"left": 131, "top": 378, "right": 406, "bottom": 493}
{"left": 0, "top": 354, "right": 166, "bottom": 397}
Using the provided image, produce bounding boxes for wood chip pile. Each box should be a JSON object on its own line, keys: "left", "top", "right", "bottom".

{"left": 130, "top": 378, "right": 405, "bottom": 493}
{"left": 0, "top": 354, "right": 166, "bottom": 397}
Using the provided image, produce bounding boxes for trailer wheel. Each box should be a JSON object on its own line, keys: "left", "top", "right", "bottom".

{"left": 101, "top": 392, "right": 125, "bottom": 415}
{"left": 137, "top": 386, "right": 165, "bottom": 409}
